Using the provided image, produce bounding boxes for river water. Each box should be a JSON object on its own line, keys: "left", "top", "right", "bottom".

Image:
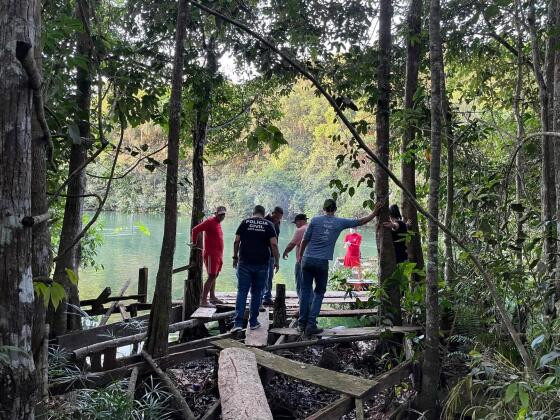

{"left": 80, "top": 212, "right": 378, "bottom": 301}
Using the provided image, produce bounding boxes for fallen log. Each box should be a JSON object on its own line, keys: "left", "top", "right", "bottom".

{"left": 141, "top": 350, "right": 195, "bottom": 420}
{"left": 218, "top": 348, "right": 272, "bottom": 420}
{"left": 265, "top": 333, "right": 386, "bottom": 352}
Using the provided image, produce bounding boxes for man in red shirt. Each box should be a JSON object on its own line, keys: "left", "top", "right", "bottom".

{"left": 191, "top": 206, "right": 226, "bottom": 307}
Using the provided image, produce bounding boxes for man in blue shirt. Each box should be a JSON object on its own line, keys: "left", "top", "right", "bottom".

{"left": 298, "top": 198, "right": 383, "bottom": 337}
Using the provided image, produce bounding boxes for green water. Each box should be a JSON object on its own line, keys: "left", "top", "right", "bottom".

{"left": 80, "top": 212, "right": 378, "bottom": 301}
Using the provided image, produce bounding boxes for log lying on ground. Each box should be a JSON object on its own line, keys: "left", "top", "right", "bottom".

{"left": 218, "top": 348, "right": 273, "bottom": 420}
{"left": 265, "top": 333, "right": 384, "bottom": 352}
{"left": 141, "top": 350, "right": 195, "bottom": 420}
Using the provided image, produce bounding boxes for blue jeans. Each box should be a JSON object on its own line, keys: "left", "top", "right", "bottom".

{"left": 295, "top": 261, "right": 303, "bottom": 301}
{"left": 262, "top": 256, "right": 275, "bottom": 301}
{"left": 298, "top": 257, "right": 329, "bottom": 329}
{"left": 234, "top": 262, "right": 268, "bottom": 328}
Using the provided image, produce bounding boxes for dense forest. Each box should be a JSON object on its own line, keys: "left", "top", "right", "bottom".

{"left": 2, "top": 0, "right": 560, "bottom": 418}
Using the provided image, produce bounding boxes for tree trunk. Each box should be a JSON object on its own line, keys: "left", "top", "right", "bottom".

{"left": 183, "top": 40, "right": 216, "bottom": 329}
{"left": 553, "top": 0, "right": 560, "bottom": 301}
{"left": 30, "top": 1, "right": 51, "bottom": 412}
{"left": 145, "top": 0, "right": 190, "bottom": 358}
{"left": 417, "top": 0, "right": 443, "bottom": 417}
{"left": 529, "top": 0, "right": 557, "bottom": 273}
{"left": 376, "top": 0, "right": 401, "bottom": 326}
{"left": 0, "top": 0, "right": 39, "bottom": 415}
{"left": 50, "top": 0, "right": 94, "bottom": 335}
{"left": 514, "top": 6, "right": 525, "bottom": 265}
{"left": 401, "top": 0, "right": 425, "bottom": 285}
{"left": 442, "top": 87, "right": 454, "bottom": 285}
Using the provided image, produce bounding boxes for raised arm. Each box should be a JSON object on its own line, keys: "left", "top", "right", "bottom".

{"left": 191, "top": 218, "right": 210, "bottom": 243}
{"left": 357, "top": 199, "right": 385, "bottom": 226}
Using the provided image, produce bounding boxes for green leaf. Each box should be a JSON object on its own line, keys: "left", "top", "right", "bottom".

{"left": 34, "top": 282, "right": 51, "bottom": 306}
{"left": 348, "top": 187, "right": 355, "bottom": 197}
{"left": 65, "top": 268, "right": 79, "bottom": 285}
{"left": 504, "top": 383, "right": 517, "bottom": 403}
{"left": 50, "top": 282, "right": 66, "bottom": 310}
{"left": 518, "top": 385, "right": 529, "bottom": 408}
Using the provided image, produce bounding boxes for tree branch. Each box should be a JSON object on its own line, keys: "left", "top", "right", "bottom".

{"left": 53, "top": 126, "right": 124, "bottom": 262}
{"left": 86, "top": 143, "right": 168, "bottom": 180}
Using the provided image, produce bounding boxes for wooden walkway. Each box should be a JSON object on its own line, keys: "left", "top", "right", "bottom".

{"left": 270, "top": 325, "right": 422, "bottom": 336}
{"left": 212, "top": 338, "right": 413, "bottom": 420}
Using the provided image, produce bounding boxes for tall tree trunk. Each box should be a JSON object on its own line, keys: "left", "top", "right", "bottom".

{"left": 30, "top": 0, "right": 51, "bottom": 411}
{"left": 50, "top": 0, "right": 94, "bottom": 335}
{"left": 0, "top": 0, "right": 39, "bottom": 415}
{"left": 553, "top": 0, "right": 560, "bottom": 302}
{"left": 376, "top": 0, "right": 401, "bottom": 326}
{"left": 183, "top": 40, "right": 216, "bottom": 327}
{"left": 529, "top": 0, "right": 557, "bottom": 273}
{"left": 401, "top": 0, "right": 425, "bottom": 285}
{"left": 145, "top": 0, "right": 190, "bottom": 358}
{"left": 417, "top": 0, "right": 443, "bottom": 416}
{"left": 514, "top": 6, "right": 525, "bottom": 265}
{"left": 442, "top": 87, "right": 454, "bottom": 284}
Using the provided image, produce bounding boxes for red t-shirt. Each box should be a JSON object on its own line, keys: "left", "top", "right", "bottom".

{"left": 191, "top": 216, "right": 224, "bottom": 257}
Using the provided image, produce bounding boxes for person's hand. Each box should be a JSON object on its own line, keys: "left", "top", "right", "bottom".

{"left": 282, "top": 252, "right": 289, "bottom": 260}
{"left": 274, "top": 262, "right": 280, "bottom": 273}
{"left": 406, "top": 219, "right": 413, "bottom": 228}
{"left": 382, "top": 221, "right": 393, "bottom": 229}
{"left": 372, "top": 197, "right": 387, "bottom": 217}
{"left": 233, "top": 258, "right": 238, "bottom": 269}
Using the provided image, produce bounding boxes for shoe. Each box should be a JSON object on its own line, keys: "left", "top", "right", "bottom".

{"left": 262, "top": 299, "right": 274, "bottom": 306}
{"left": 230, "top": 326, "right": 242, "bottom": 333}
{"left": 259, "top": 305, "right": 266, "bottom": 312}
{"left": 304, "top": 326, "right": 324, "bottom": 336}
{"left": 199, "top": 301, "right": 216, "bottom": 308}
{"left": 250, "top": 322, "right": 261, "bottom": 330}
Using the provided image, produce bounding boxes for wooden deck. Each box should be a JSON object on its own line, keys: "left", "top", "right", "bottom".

{"left": 245, "top": 308, "right": 269, "bottom": 347}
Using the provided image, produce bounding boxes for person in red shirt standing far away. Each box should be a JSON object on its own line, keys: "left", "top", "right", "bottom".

{"left": 191, "top": 206, "right": 227, "bottom": 307}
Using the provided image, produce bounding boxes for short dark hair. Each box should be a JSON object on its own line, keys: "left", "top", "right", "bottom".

{"left": 273, "top": 206, "right": 284, "bottom": 215}
{"left": 389, "top": 204, "right": 402, "bottom": 220}
{"left": 323, "top": 198, "right": 337, "bottom": 212}
{"left": 253, "top": 205, "right": 266, "bottom": 216}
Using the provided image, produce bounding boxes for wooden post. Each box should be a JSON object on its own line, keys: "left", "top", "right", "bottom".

{"left": 90, "top": 352, "right": 102, "bottom": 371}
{"left": 103, "top": 347, "right": 117, "bottom": 370}
{"left": 92, "top": 286, "right": 111, "bottom": 313}
{"left": 272, "top": 283, "right": 286, "bottom": 329}
{"left": 138, "top": 267, "right": 148, "bottom": 303}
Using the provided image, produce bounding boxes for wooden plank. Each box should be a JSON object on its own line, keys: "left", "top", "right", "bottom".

{"left": 305, "top": 396, "right": 354, "bottom": 420}
{"left": 269, "top": 326, "right": 422, "bottom": 337}
{"left": 191, "top": 306, "right": 217, "bottom": 319}
{"left": 57, "top": 305, "right": 183, "bottom": 351}
{"left": 286, "top": 308, "right": 378, "bottom": 318}
{"left": 265, "top": 333, "right": 382, "bottom": 352}
{"left": 118, "top": 304, "right": 131, "bottom": 321}
{"left": 99, "top": 279, "right": 131, "bottom": 326}
{"left": 245, "top": 308, "right": 269, "bottom": 347}
{"left": 81, "top": 294, "right": 145, "bottom": 306}
{"left": 213, "top": 339, "right": 375, "bottom": 398}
